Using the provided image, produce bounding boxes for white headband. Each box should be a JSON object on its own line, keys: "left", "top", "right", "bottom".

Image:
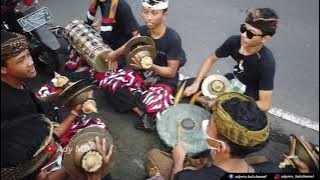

{"left": 142, "top": 0, "right": 169, "bottom": 10}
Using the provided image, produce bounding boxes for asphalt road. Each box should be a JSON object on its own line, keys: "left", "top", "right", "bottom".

{"left": 40, "top": 0, "right": 319, "bottom": 122}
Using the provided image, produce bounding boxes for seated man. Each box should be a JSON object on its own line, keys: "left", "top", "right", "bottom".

{"left": 184, "top": 8, "right": 279, "bottom": 112}
{"left": 85, "top": 0, "right": 139, "bottom": 50}
{"left": 97, "top": 0, "right": 186, "bottom": 130}
{"left": 1, "top": 30, "right": 86, "bottom": 131}
{"left": 1, "top": 113, "right": 113, "bottom": 180}
{"left": 1, "top": 30, "right": 106, "bottom": 143}
{"left": 144, "top": 93, "right": 280, "bottom": 180}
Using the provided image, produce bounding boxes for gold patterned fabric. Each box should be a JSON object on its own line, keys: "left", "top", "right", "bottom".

{"left": 212, "top": 92, "right": 269, "bottom": 147}
{"left": 1, "top": 33, "right": 28, "bottom": 61}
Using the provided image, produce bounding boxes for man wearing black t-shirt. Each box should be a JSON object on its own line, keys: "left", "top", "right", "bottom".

{"left": 1, "top": 31, "right": 82, "bottom": 124}
{"left": 184, "top": 8, "right": 279, "bottom": 112}
{"left": 101, "top": 0, "right": 186, "bottom": 130}
{"left": 85, "top": 0, "right": 139, "bottom": 50}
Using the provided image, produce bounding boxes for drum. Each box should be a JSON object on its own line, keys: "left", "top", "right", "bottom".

{"left": 156, "top": 104, "right": 210, "bottom": 154}
{"left": 63, "top": 19, "right": 112, "bottom": 72}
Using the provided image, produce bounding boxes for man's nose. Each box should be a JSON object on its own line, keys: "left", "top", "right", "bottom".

{"left": 146, "top": 13, "right": 152, "bottom": 20}
{"left": 26, "top": 56, "right": 34, "bottom": 66}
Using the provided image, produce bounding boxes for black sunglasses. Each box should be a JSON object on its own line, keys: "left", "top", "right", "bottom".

{"left": 240, "top": 24, "right": 264, "bottom": 39}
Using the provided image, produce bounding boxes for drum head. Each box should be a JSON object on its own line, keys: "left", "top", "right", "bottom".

{"left": 156, "top": 104, "right": 211, "bottom": 154}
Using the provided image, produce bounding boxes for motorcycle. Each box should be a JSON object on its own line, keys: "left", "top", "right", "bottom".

{"left": 1, "top": 0, "right": 65, "bottom": 74}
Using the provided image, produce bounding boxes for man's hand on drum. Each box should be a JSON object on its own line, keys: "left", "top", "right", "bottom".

{"left": 107, "top": 51, "right": 118, "bottom": 71}
{"left": 86, "top": 136, "right": 114, "bottom": 180}
{"left": 184, "top": 83, "right": 200, "bottom": 97}
{"left": 130, "top": 54, "right": 143, "bottom": 69}
{"left": 288, "top": 135, "right": 310, "bottom": 173}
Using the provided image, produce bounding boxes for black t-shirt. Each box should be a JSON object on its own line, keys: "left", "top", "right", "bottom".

{"left": 138, "top": 25, "right": 187, "bottom": 88}
{"left": 174, "top": 162, "right": 280, "bottom": 180}
{"left": 1, "top": 81, "right": 43, "bottom": 122}
{"left": 101, "top": 0, "right": 139, "bottom": 49}
{"left": 215, "top": 35, "right": 276, "bottom": 100}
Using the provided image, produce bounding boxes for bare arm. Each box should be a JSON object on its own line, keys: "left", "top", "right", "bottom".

{"left": 150, "top": 60, "right": 180, "bottom": 79}
{"left": 53, "top": 105, "right": 82, "bottom": 137}
{"left": 193, "top": 53, "right": 219, "bottom": 85}
{"left": 170, "top": 144, "right": 186, "bottom": 180}
{"left": 256, "top": 90, "right": 273, "bottom": 112}
{"left": 107, "top": 34, "right": 140, "bottom": 71}
{"left": 184, "top": 54, "right": 219, "bottom": 96}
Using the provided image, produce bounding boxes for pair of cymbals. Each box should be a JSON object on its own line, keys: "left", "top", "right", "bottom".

{"left": 124, "top": 36, "right": 157, "bottom": 69}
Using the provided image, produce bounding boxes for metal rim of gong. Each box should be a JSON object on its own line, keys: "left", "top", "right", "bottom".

{"left": 123, "top": 36, "right": 155, "bottom": 56}
{"left": 58, "top": 79, "right": 96, "bottom": 106}
{"left": 92, "top": 49, "right": 111, "bottom": 72}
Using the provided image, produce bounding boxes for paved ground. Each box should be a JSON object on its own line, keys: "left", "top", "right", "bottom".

{"left": 26, "top": 0, "right": 319, "bottom": 179}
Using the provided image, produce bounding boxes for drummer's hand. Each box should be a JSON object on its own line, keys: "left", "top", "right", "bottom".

{"left": 86, "top": 137, "right": 114, "bottom": 180}
{"left": 107, "top": 51, "right": 118, "bottom": 71}
{"left": 172, "top": 144, "right": 186, "bottom": 166}
{"left": 130, "top": 54, "right": 142, "bottom": 69}
{"left": 108, "top": 61, "right": 118, "bottom": 72}
{"left": 71, "top": 104, "right": 83, "bottom": 116}
{"left": 184, "top": 83, "right": 199, "bottom": 97}
{"left": 289, "top": 135, "right": 310, "bottom": 173}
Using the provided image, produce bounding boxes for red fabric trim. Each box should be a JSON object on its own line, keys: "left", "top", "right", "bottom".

{"left": 101, "top": 18, "right": 114, "bottom": 24}
{"left": 89, "top": 5, "right": 97, "bottom": 14}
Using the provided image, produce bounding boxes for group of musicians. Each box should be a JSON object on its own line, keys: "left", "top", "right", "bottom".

{"left": 1, "top": 0, "right": 318, "bottom": 180}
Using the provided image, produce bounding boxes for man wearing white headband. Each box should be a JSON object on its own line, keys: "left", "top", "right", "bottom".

{"left": 142, "top": 0, "right": 169, "bottom": 10}
{"left": 104, "top": 0, "right": 187, "bottom": 131}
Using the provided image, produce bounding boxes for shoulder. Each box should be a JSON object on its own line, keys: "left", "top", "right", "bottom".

{"left": 138, "top": 25, "right": 149, "bottom": 36}
{"left": 225, "top": 35, "right": 241, "bottom": 44}
{"left": 259, "top": 46, "right": 276, "bottom": 66}
{"left": 165, "top": 27, "right": 182, "bottom": 41}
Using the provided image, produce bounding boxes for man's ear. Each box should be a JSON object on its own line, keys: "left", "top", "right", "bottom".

{"left": 1, "top": 66, "right": 8, "bottom": 75}
{"left": 261, "top": 35, "right": 272, "bottom": 44}
{"left": 218, "top": 141, "right": 228, "bottom": 153}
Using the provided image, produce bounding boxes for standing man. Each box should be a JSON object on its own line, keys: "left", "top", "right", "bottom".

{"left": 184, "top": 8, "right": 279, "bottom": 111}
{"left": 85, "top": 0, "right": 139, "bottom": 50}
{"left": 101, "top": 0, "right": 187, "bottom": 130}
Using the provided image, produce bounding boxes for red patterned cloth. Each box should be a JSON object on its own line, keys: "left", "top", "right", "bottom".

{"left": 65, "top": 49, "right": 174, "bottom": 119}
{"left": 60, "top": 116, "right": 107, "bottom": 148}
{"left": 97, "top": 68, "right": 174, "bottom": 117}
{"left": 35, "top": 82, "right": 108, "bottom": 148}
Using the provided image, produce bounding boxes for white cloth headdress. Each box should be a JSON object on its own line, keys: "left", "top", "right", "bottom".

{"left": 142, "top": 0, "right": 169, "bottom": 10}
